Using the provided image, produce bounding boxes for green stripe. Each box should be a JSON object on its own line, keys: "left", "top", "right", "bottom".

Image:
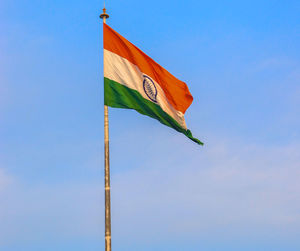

{"left": 104, "top": 78, "right": 203, "bottom": 145}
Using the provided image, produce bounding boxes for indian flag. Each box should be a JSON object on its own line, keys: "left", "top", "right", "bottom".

{"left": 103, "top": 24, "right": 203, "bottom": 145}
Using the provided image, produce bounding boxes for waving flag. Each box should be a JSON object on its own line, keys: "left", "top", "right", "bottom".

{"left": 103, "top": 23, "right": 202, "bottom": 145}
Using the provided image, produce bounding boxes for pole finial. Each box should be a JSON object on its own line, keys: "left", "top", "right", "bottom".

{"left": 100, "top": 7, "right": 109, "bottom": 20}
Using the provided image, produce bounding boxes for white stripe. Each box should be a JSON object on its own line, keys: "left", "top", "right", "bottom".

{"left": 104, "top": 49, "right": 187, "bottom": 129}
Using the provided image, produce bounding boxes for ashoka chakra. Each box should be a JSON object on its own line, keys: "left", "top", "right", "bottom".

{"left": 143, "top": 75, "right": 158, "bottom": 103}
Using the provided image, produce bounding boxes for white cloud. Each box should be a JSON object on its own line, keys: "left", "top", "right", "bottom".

{"left": 0, "top": 179, "right": 103, "bottom": 246}
{"left": 0, "top": 168, "right": 13, "bottom": 192}
{"left": 0, "top": 137, "right": 299, "bottom": 247}
{"left": 111, "top": 137, "right": 300, "bottom": 243}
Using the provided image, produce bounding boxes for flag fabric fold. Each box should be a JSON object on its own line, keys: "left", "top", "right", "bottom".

{"left": 103, "top": 23, "right": 203, "bottom": 145}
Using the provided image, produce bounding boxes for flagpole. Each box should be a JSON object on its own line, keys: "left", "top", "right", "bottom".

{"left": 100, "top": 7, "right": 111, "bottom": 251}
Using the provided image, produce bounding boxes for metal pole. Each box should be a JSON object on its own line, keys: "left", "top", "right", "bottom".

{"left": 100, "top": 7, "right": 111, "bottom": 251}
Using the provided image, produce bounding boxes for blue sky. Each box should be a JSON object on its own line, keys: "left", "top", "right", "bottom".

{"left": 1, "top": 0, "right": 300, "bottom": 250}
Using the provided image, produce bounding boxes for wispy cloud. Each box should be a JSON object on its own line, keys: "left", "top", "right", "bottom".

{"left": 0, "top": 168, "right": 13, "bottom": 192}
{"left": 0, "top": 175, "right": 102, "bottom": 246}
{"left": 1, "top": 137, "right": 300, "bottom": 248}
{"left": 111, "top": 137, "right": 300, "bottom": 243}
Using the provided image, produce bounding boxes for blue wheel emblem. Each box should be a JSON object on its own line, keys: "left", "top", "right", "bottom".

{"left": 143, "top": 75, "right": 158, "bottom": 103}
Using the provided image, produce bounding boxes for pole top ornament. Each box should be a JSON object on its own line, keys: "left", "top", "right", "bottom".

{"left": 100, "top": 8, "right": 109, "bottom": 20}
